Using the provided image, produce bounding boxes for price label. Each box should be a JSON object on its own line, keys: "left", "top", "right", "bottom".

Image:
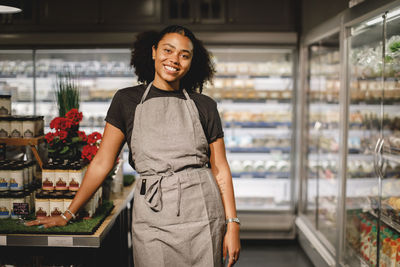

{"left": 0, "top": 235, "right": 6, "bottom": 246}
{"left": 48, "top": 236, "right": 73, "bottom": 247}
{"left": 13, "top": 203, "right": 29, "bottom": 216}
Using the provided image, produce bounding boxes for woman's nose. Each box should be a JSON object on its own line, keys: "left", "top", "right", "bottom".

{"left": 169, "top": 53, "right": 179, "bottom": 65}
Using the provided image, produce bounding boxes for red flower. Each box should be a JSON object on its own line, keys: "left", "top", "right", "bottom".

{"left": 45, "top": 132, "right": 55, "bottom": 144}
{"left": 50, "top": 117, "right": 61, "bottom": 129}
{"left": 81, "top": 144, "right": 99, "bottom": 162}
{"left": 56, "top": 130, "right": 68, "bottom": 140}
{"left": 59, "top": 117, "right": 73, "bottom": 130}
{"left": 49, "top": 117, "right": 73, "bottom": 130}
{"left": 77, "top": 131, "right": 87, "bottom": 142}
{"left": 66, "top": 108, "right": 83, "bottom": 125}
{"left": 87, "top": 132, "right": 102, "bottom": 145}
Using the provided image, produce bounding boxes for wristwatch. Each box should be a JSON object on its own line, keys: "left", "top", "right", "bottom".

{"left": 226, "top": 217, "right": 240, "bottom": 225}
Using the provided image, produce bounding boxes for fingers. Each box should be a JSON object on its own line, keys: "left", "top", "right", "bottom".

{"left": 227, "top": 253, "right": 239, "bottom": 267}
{"left": 223, "top": 241, "right": 227, "bottom": 260}
{"left": 25, "top": 217, "right": 59, "bottom": 228}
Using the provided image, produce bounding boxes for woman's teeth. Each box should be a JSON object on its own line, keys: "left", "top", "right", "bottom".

{"left": 164, "top": 65, "right": 178, "bottom": 72}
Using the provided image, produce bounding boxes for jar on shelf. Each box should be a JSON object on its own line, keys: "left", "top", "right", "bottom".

{"left": 54, "top": 165, "right": 68, "bottom": 191}
{"left": 49, "top": 194, "right": 64, "bottom": 217}
{"left": 10, "top": 116, "right": 23, "bottom": 138}
{"left": 10, "top": 191, "right": 25, "bottom": 219}
{"left": 0, "top": 165, "right": 9, "bottom": 191}
{"left": 35, "top": 191, "right": 50, "bottom": 218}
{"left": 35, "top": 116, "right": 44, "bottom": 136}
{"left": 0, "top": 192, "right": 10, "bottom": 219}
{"left": 16, "top": 162, "right": 29, "bottom": 190}
{"left": 9, "top": 164, "right": 24, "bottom": 191}
{"left": 0, "top": 95, "right": 11, "bottom": 116}
{"left": 22, "top": 116, "right": 36, "bottom": 138}
{"left": 0, "top": 116, "right": 11, "bottom": 137}
{"left": 68, "top": 165, "right": 83, "bottom": 191}
{"left": 42, "top": 164, "right": 55, "bottom": 191}
{"left": 27, "top": 161, "right": 33, "bottom": 187}
{"left": 24, "top": 189, "right": 34, "bottom": 212}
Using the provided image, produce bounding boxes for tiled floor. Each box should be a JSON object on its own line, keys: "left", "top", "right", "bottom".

{"left": 231, "top": 239, "right": 314, "bottom": 267}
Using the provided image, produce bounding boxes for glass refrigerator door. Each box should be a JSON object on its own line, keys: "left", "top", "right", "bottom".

{"left": 207, "top": 47, "right": 294, "bottom": 211}
{"left": 343, "top": 7, "right": 400, "bottom": 266}
{"left": 380, "top": 8, "right": 400, "bottom": 267}
{"left": 304, "top": 34, "right": 340, "bottom": 252}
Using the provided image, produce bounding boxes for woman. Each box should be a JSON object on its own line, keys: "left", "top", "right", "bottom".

{"left": 27, "top": 25, "right": 241, "bottom": 267}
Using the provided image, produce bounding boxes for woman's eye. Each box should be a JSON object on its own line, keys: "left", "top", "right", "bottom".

{"left": 182, "top": 54, "right": 190, "bottom": 59}
{"left": 164, "top": 49, "right": 171, "bottom": 53}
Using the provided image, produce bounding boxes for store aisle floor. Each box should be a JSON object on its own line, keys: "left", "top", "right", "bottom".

{"left": 232, "top": 239, "right": 314, "bottom": 267}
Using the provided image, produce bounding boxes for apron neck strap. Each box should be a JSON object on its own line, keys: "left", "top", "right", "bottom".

{"left": 140, "top": 82, "right": 153, "bottom": 104}
{"left": 140, "top": 81, "right": 191, "bottom": 104}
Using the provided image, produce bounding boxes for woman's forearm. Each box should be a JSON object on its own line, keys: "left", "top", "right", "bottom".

{"left": 67, "top": 157, "right": 115, "bottom": 216}
{"left": 211, "top": 162, "right": 237, "bottom": 220}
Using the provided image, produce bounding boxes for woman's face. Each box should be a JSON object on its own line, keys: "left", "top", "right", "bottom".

{"left": 152, "top": 32, "right": 193, "bottom": 89}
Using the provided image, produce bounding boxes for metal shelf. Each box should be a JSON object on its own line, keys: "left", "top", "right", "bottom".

{"left": 369, "top": 210, "right": 400, "bottom": 234}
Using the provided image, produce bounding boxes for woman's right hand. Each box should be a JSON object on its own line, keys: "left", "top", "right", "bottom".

{"left": 25, "top": 216, "right": 68, "bottom": 228}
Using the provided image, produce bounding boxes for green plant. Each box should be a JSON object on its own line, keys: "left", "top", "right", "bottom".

{"left": 55, "top": 72, "right": 80, "bottom": 117}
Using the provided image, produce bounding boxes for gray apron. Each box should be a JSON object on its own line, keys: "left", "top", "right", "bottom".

{"left": 131, "top": 82, "right": 226, "bottom": 267}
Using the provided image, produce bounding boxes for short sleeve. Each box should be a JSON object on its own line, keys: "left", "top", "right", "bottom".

{"left": 105, "top": 90, "right": 126, "bottom": 135}
{"left": 206, "top": 101, "right": 224, "bottom": 144}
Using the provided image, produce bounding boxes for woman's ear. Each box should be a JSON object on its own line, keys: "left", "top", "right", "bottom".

{"left": 152, "top": 45, "right": 156, "bottom": 60}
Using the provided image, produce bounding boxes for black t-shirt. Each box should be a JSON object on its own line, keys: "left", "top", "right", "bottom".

{"left": 105, "top": 84, "right": 224, "bottom": 169}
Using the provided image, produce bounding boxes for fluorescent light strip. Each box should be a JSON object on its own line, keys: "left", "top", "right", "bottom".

{"left": 0, "top": 5, "right": 22, "bottom": 14}
{"left": 365, "top": 8, "right": 400, "bottom": 26}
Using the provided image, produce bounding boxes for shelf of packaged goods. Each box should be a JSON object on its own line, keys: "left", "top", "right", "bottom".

{"left": 308, "top": 129, "right": 385, "bottom": 137}
{"left": 307, "top": 147, "right": 363, "bottom": 154}
{"left": 224, "top": 121, "right": 291, "bottom": 129}
{"left": 227, "top": 153, "right": 290, "bottom": 161}
{"left": 369, "top": 210, "right": 400, "bottom": 234}
{"left": 226, "top": 147, "right": 291, "bottom": 154}
{"left": 0, "top": 136, "right": 44, "bottom": 169}
{"left": 231, "top": 171, "right": 290, "bottom": 179}
{"left": 224, "top": 128, "right": 291, "bottom": 135}
{"left": 383, "top": 153, "right": 400, "bottom": 164}
{"left": 349, "top": 104, "right": 400, "bottom": 113}
{"left": 0, "top": 181, "right": 135, "bottom": 248}
{"left": 307, "top": 153, "right": 373, "bottom": 161}
{"left": 217, "top": 101, "right": 292, "bottom": 110}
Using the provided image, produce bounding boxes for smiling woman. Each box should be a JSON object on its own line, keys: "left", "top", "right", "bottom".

{"left": 26, "top": 25, "right": 241, "bottom": 267}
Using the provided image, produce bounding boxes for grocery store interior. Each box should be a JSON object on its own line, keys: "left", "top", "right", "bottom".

{"left": 0, "top": 0, "right": 399, "bottom": 266}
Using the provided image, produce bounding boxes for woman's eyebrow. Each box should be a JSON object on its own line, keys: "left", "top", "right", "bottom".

{"left": 162, "top": 43, "right": 192, "bottom": 54}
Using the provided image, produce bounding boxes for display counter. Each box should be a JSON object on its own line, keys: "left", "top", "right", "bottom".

{"left": 0, "top": 181, "right": 135, "bottom": 266}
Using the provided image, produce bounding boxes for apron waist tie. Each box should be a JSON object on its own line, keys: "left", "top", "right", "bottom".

{"left": 143, "top": 171, "right": 180, "bottom": 215}
{"left": 144, "top": 176, "right": 164, "bottom": 212}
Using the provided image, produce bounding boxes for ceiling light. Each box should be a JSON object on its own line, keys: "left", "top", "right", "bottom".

{"left": 0, "top": 4, "right": 21, "bottom": 14}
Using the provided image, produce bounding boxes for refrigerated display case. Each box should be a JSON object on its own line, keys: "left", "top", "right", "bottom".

{"left": 297, "top": 1, "right": 400, "bottom": 267}
{"left": 207, "top": 48, "right": 294, "bottom": 213}
{"left": 342, "top": 5, "right": 400, "bottom": 267}
{"left": 203, "top": 47, "right": 297, "bottom": 237}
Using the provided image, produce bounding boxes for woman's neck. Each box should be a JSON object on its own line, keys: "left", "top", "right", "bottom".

{"left": 153, "top": 77, "right": 179, "bottom": 91}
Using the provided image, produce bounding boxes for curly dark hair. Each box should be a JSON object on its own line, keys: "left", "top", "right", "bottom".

{"left": 130, "top": 25, "right": 215, "bottom": 93}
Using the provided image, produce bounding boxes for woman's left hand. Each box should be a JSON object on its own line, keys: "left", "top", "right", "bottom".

{"left": 223, "top": 222, "right": 241, "bottom": 267}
